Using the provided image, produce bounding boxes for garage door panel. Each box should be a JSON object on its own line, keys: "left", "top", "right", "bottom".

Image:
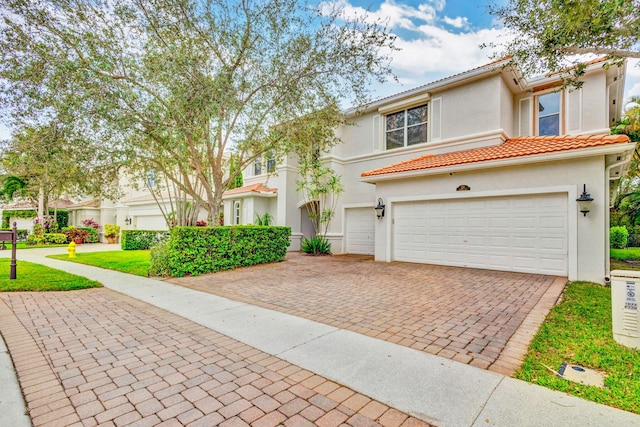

{"left": 393, "top": 194, "right": 568, "bottom": 275}
{"left": 345, "top": 208, "right": 375, "bottom": 255}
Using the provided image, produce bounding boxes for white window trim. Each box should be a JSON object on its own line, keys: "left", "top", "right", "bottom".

{"left": 233, "top": 200, "right": 241, "bottom": 225}
{"left": 535, "top": 90, "right": 563, "bottom": 136}
{"left": 384, "top": 103, "right": 429, "bottom": 150}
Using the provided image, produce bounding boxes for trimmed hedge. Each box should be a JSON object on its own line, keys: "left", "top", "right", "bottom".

{"left": 150, "top": 226, "right": 291, "bottom": 277}
{"left": 121, "top": 230, "right": 170, "bottom": 250}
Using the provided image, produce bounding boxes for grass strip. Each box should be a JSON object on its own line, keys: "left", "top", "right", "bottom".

{"left": 49, "top": 250, "right": 151, "bottom": 277}
{"left": 516, "top": 281, "right": 640, "bottom": 414}
{"left": 0, "top": 259, "right": 102, "bottom": 291}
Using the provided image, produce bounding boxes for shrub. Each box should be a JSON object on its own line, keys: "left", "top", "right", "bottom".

{"left": 63, "top": 226, "right": 89, "bottom": 243}
{"left": 150, "top": 226, "right": 291, "bottom": 277}
{"left": 42, "top": 233, "right": 69, "bottom": 244}
{"left": 104, "top": 224, "right": 120, "bottom": 238}
{"left": 301, "top": 236, "right": 332, "bottom": 255}
{"left": 610, "top": 226, "right": 629, "bottom": 249}
{"left": 149, "top": 241, "right": 172, "bottom": 277}
{"left": 121, "top": 230, "right": 170, "bottom": 250}
{"left": 254, "top": 212, "right": 273, "bottom": 226}
{"left": 82, "top": 218, "right": 100, "bottom": 229}
{"left": 80, "top": 227, "right": 99, "bottom": 243}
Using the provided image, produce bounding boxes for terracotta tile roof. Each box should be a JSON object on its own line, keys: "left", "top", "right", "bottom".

{"left": 223, "top": 183, "right": 277, "bottom": 196}
{"left": 1, "top": 199, "right": 75, "bottom": 210}
{"left": 361, "top": 134, "right": 631, "bottom": 177}
{"left": 68, "top": 199, "right": 101, "bottom": 208}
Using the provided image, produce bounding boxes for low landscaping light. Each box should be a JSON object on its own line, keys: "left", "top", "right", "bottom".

{"left": 374, "top": 198, "right": 385, "bottom": 220}
{"left": 576, "top": 184, "right": 594, "bottom": 216}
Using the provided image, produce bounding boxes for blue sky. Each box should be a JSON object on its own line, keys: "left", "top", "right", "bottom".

{"left": 1, "top": 0, "right": 638, "bottom": 140}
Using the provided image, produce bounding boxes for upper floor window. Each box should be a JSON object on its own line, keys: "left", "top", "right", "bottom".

{"left": 537, "top": 92, "right": 561, "bottom": 136}
{"left": 254, "top": 154, "right": 276, "bottom": 176}
{"left": 386, "top": 104, "right": 428, "bottom": 150}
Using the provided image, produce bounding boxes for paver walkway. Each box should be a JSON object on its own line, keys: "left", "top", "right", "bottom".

{"left": 169, "top": 253, "right": 566, "bottom": 374}
{"left": 0, "top": 288, "right": 430, "bottom": 427}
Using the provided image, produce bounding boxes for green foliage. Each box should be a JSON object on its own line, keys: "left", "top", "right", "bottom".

{"left": 121, "top": 230, "right": 170, "bottom": 250}
{"left": 0, "top": 259, "right": 102, "bottom": 291}
{"left": 104, "top": 224, "right": 121, "bottom": 238}
{"left": 49, "top": 250, "right": 151, "bottom": 277}
{"left": 296, "top": 152, "right": 344, "bottom": 239}
{"left": 610, "top": 226, "right": 629, "bottom": 249}
{"left": 42, "top": 233, "right": 69, "bottom": 244}
{"left": 488, "top": 0, "right": 638, "bottom": 87}
{"left": 55, "top": 210, "right": 69, "bottom": 228}
{"left": 228, "top": 155, "right": 244, "bottom": 190}
{"left": 149, "top": 242, "right": 172, "bottom": 277}
{"left": 516, "top": 282, "right": 640, "bottom": 414}
{"left": 0, "top": 0, "right": 395, "bottom": 223}
{"left": 301, "top": 236, "right": 332, "bottom": 255}
{"left": 0, "top": 175, "right": 27, "bottom": 201}
{"left": 80, "top": 227, "right": 99, "bottom": 243}
{"left": 610, "top": 247, "right": 640, "bottom": 260}
{"left": 150, "top": 226, "right": 291, "bottom": 277}
{"left": 254, "top": 212, "right": 273, "bottom": 226}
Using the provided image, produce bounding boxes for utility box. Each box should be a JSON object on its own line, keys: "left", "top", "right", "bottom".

{"left": 610, "top": 270, "right": 640, "bottom": 350}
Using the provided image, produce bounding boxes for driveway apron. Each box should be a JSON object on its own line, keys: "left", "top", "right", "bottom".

{"left": 170, "top": 253, "right": 567, "bottom": 374}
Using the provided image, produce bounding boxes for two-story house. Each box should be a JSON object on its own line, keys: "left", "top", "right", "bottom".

{"left": 224, "top": 57, "right": 634, "bottom": 283}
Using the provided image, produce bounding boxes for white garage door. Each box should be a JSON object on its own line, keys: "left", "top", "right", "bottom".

{"left": 345, "top": 208, "right": 375, "bottom": 255}
{"left": 393, "top": 194, "right": 568, "bottom": 275}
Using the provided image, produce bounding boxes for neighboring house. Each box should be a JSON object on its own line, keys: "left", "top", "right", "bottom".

{"left": 0, "top": 199, "right": 75, "bottom": 231}
{"left": 225, "top": 57, "right": 635, "bottom": 283}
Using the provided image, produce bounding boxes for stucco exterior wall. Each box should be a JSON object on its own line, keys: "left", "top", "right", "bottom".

{"left": 371, "top": 156, "right": 607, "bottom": 283}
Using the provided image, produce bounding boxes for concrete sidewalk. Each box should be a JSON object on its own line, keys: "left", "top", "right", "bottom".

{"left": 3, "top": 245, "right": 640, "bottom": 426}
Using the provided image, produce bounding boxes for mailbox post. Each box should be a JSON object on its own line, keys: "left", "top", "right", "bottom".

{"left": 0, "top": 222, "right": 17, "bottom": 280}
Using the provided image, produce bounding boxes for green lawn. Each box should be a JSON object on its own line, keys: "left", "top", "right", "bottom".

{"left": 610, "top": 247, "right": 640, "bottom": 260}
{"left": 0, "top": 259, "right": 102, "bottom": 291}
{"left": 516, "top": 281, "right": 640, "bottom": 414}
{"left": 49, "top": 250, "right": 151, "bottom": 277}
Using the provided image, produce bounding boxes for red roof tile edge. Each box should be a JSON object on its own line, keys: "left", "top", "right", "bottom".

{"left": 361, "top": 134, "right": 631, "bottom": 177}
{"left": 223, "top": 182, "right": 278, "bottom": 196}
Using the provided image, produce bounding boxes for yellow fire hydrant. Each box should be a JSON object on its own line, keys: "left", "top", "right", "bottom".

{"left": 67, "top": 241, "right": 77, "bottom": 258}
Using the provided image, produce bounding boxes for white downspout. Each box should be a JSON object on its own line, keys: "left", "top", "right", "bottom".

{"left": 605, "top": 153, "right": 633, "bottom": 280}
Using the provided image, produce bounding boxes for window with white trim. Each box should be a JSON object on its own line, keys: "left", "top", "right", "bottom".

{"left": 253, "top": 154, "right": 275, "bottom": 176}
{"left": 536, "top": 92, "right": 561, "bottom": 136}
{"left": 233, "top": 201, "right": 241, "bottom": 225}
{"left": 385, "top": 104, "right": 428, "bottom": 150}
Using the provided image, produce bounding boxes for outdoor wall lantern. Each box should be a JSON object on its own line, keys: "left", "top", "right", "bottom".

{"left": 125, "top": 216, "right": 132, "bottom": 225}
{"left": 576, "top": 184, "right": 594, "bottom": 216}
{"left": 374, "top": 198, "right": 385, "bottom": 220}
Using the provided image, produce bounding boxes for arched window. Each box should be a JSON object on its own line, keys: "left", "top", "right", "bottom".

{"left": 233, "top": 201, "right": 241, "bottom": 225}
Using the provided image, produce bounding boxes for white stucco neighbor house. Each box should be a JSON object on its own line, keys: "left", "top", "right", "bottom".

{"left": 223, "top": 57, "right": 635, "bottom": 283}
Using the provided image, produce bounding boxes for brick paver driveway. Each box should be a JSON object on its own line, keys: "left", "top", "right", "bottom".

{"left": 0, "top": 289, "right": 430, "bottom": 427}
{"left": 170, "top": 253, "right": 566, "bottom": 375}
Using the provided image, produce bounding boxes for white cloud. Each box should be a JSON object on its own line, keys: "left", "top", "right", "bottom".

{"left": 442, "top": 16, "right": 469, "bottom": 29}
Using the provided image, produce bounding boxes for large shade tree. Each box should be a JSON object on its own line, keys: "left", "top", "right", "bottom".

{"left": 488, "top": 0, "right": 639, "bottom": 85}
{"left": 0, "top": 123, "right": 120, "bottom": 218}
{"left": 0, "top": 0, "right": 396, "bottom": 223}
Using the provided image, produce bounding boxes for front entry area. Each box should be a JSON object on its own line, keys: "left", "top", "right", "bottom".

{"left": 392, "top": 193, "right": 568, "bottom": 276}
